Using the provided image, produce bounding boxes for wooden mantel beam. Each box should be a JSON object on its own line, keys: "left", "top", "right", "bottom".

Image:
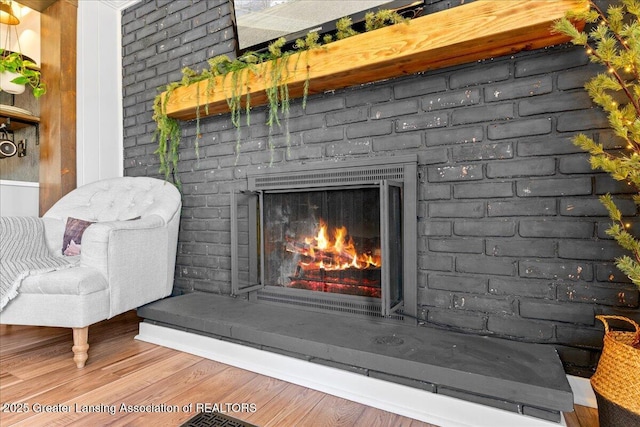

{"left": 163, "top": 0, "right": 588, "bottom": 121}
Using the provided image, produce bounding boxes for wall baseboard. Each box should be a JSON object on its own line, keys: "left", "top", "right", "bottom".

{"left": 137, "top": 322, "right": 568, "bottom": 427}
{"left": 567, "top": 375, "right": 596, "bottom": 408}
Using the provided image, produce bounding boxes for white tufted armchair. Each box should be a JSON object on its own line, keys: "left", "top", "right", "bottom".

{"left": 0, "top": 177, "right": 181, "bottom": 367}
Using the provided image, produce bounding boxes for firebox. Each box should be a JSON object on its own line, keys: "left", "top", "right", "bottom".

{"left": 231, "top": 155, "right": 417, "bottom": 321}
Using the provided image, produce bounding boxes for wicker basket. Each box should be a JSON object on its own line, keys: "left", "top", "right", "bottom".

{"left": 590, "top": 315, "right": 640, "bottom": 421}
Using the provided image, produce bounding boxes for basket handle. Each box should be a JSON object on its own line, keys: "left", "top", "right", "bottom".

{"left": 596, "top": 315, "right": 640, "bottom": 334}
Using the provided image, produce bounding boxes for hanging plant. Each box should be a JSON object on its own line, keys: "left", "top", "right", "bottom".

{"left": 0, "top": 49, "right": 46, "bottom": 98}
{"left": 152, "top": 9, "right": 410, "bottom": 185}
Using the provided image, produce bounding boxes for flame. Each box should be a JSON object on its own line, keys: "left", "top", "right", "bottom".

{"left": 296, "top": 220, "right": 380, "bottom": 271}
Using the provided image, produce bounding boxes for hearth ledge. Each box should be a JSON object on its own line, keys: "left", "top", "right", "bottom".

{"left": 137, "top": 292, "right": 573, "bottom": 424}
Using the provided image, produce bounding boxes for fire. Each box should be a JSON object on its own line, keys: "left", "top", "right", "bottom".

{"left": 293, "top": 220, "right": 380, "bottom": 271}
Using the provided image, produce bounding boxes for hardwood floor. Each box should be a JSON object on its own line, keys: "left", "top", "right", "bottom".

{"left": 0, "top": 311, "right": 598, "bottom": 427}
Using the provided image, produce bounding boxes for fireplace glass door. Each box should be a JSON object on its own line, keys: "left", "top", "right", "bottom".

{"left": 231, "top": 182, "right": 404, "bottom": 316}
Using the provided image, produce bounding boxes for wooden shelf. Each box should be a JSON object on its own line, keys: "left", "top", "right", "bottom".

{"left": 0, "top": 109, "right": 40, "bottom": 131}
{"left": 163, "top": 0, "right": 587, "bottom": 121}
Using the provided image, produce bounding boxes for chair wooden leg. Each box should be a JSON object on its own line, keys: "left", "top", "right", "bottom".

{"left": 72, "top": 327, "right": 89, "bottom": 368}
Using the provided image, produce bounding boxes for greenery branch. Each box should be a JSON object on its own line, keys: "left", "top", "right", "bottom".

{"left": 553, "top": 0, "right": 640, "bottom": 290}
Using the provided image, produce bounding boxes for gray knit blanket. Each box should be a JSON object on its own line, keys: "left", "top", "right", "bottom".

{"left": 0, "top": 217, "right": 74, "bottom": 312}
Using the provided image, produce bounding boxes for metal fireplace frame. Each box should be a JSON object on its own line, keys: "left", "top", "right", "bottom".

{"left": 231, "top": 154, "right": 418, "bottom": 323}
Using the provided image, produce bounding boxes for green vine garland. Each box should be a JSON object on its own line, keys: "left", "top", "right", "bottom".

{"left": 153, "top": 10, "right": 410, "bottom": 187}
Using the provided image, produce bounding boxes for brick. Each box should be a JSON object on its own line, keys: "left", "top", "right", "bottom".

{"left": 421, "top": 88, "right": 481, "bottom": 112}
{"left": 449, "top": 63, "right": 511, "bottom": 89}
{"left": 396, "top": 113, "right": 448, "bottom": 132}
{"left": 286, "top": 145, "right": 323, "bottom": 161}
{"left": 419, "top": 254, "right": 454, "bottom": 272}
{"left": 557, "top": 64, "right": 600, "bottom": 90}
{"left": 326, "top": 107, "right": 367, "bottom": 126}
{"left": 428, "top": 164, "right": 482, "bottom": 182}
{"left": 556, "top": 325, "right": 604, "bottom": 349}
{"left": 558, "top": 283, "right": 639, "bottom": 308}
{"left": 325, "top": 140, "right": 371, "bottom": 156}
{"left": 488, "top": 200, "right": 556, "bottom": 217}
{"left": 453, "top": 294, "right": 515, "bottom": 314}
{"left": 452, "top": 103, "right": 514, "bottom": 126}
{"left": 596, "top": 262, "right": 633, "bottom": 283}
{"left": 421, "top": 183, "right": 451, "bottom": 200}
{"left": 558, "top": 240, "right": 627, "bottom": 261}
{"left": 345, "top": 87, "right": 392, "bottom": 107}
{"left": 456, "top": 256, "right": 516, "bottom": 276}
{"left": 561, "top": 198, "right": 636, "bottom": 217}
{"left": 453, "top": 220, "right": 516, "bottom": 237}
{"left": 557, "top": 109, "right": 609, "bottom": 132}
{"left": 346, "top": 120, "right": 392, "bottom": 139}
{"left": 519, "top": 260, "right": 593, "bottom": 281}
{"left": 417, "top": 287, "right": 452, "bottom": 307}
{"left": 426, "top": 308, "right": 486, "bottom": 331}
{"left": 451, "top": 142, "right": 513, "bottom": 162}
{"left": 418, "top": 147, "right": 449, "bottom": 165}
{"left": 425, "top": 126, "right": 483, "bottom": 146}
{"left": 488, "top": 117, "right": 552, "bottom": 140}
{"left": 485, "top": 76, "right": 553, "bottom": 102}
{"left": 486, "top": 158, "right": 555, "bottom": 178}
{"left": 421, "top": 221, "right": 452, "bottom": 236}
{"left": 302, "top": 127, "right": 344, "bottom": 144}
{"left": 372, "top": 134, "right": 422, "bottom": 152}
{"left": 394, "top": 76, "right": 447, "bottom": 99}
{"left": 371, "top": 100, "right": 418, "bottom": 119}
{"left": 304, "top": 96, "right": 345, "bottom": 115}
{"left": 521, "top": 406, "right": 561, "bottom": 423}
{"left": 519, "top": 219, "right": 594, "bottom": 239}
{"left": 519, "top": 91, "right": 593, "bottom": 116}
{"left": 517, "top": 177, "right": 592, "bottom": 197}
{"left": 558, "top": 154, "right": 593, "bottom": 174}
{"left": 487, "top": 239, "right": 556, "bottom": 258}
{"left": 487, "top": 315, "right": 554, "bottom": 340}
{"left": 520, "top": 300, "right": 595, "bottom": 325}
{"left": 428, "top": 238, "right": 484, "bottom": 254}
{"left": 429, "top": 201, "right": 485, "bottom": 218}
{"left": 597, "top": 129, "right": 627, "bottom": 150}
{"left": 597, "top": 219, "right": 640, "bottom": 240}
{"left": 517, "top": 135, "right": 583, "bottom": 157}
{"left": 428, "top": 274, "right": 487, "bottom": 293}
{"left": 489, "top": 278, "right": 556, "bottom": 299}
{"left": 595, "top": 175, "right": 638, "bottom": 195}
{"left": 515, "top": 48, "right": 589, "bottom": 77}
{"left": 454, "top": 182, "right": 513, "bottom": 199}
{"left": 555, "top": 345, "right": 595, "bottom": 369}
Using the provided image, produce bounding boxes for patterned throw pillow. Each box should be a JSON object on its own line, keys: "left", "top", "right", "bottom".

{"left": 62, "top": 217, "right": 94, "bottom": 256}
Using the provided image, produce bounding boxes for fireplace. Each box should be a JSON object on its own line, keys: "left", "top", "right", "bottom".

{"left": 231, "top": 155, "right": 417, "bottom": 322}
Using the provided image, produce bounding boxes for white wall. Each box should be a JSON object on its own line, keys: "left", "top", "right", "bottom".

{"left": 76, "top": 0, "right": 125, "bottom": 187}
{"left": 0, "top": 180, "right": 38, "bottom": 216}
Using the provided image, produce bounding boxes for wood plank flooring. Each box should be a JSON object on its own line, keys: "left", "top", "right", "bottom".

{"left": 0, "top": 311, "right": 599, "bottom": 427}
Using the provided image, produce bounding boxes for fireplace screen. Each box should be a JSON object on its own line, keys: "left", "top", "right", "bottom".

{"left": 231, "top": 156, "right": 417, "bottom": 318}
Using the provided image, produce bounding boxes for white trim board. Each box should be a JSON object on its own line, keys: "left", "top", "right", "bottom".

{"left": 567, "top": 375, "right": 596, "bottom": 409}
{"left": 136, "top": 322, "right": 568, "bottom": 427}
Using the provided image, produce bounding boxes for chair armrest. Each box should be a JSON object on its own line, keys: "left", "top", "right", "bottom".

{"left": 80, "top": 215, "right": 172, "bottom": 316}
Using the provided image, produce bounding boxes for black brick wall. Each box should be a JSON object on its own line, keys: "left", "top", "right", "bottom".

{"left": 121, "top": 0, "right": 640, "bottom": 375}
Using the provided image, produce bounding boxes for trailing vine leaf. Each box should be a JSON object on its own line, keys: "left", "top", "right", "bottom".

{"left": 152, "top": 10, "right": 417, "bottom": 182}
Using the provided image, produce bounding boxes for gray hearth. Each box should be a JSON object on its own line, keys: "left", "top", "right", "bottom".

{"left": 138, "top": 292, "right": 573, "bottom": 423}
